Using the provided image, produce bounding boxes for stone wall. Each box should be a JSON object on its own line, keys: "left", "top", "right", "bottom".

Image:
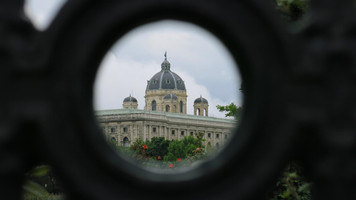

{"left": 97, "top": 109, "right": 236, "bottom": 148}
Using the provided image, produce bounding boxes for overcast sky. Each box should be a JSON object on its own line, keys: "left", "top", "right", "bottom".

{"left": 25, "top": 0, "right": 242, "bottom": 118}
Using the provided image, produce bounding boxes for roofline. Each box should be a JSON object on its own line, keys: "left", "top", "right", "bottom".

{"left": 95, "top": 108, "right": 236, "bottom": 123}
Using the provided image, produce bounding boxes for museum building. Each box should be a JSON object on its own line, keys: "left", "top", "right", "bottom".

{"left": 96, "top": 54, "right": 236, "bottom": 148}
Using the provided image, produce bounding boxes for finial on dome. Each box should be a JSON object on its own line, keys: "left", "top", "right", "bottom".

{"left": 161, "top": 51, "right": 170, "bottom": 70}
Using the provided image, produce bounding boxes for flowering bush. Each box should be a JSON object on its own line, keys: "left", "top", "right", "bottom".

{"left": 112, "top": 135, "right": 211, "bottom": 169}
{"left": 164, "top": 135, "right": 205, "bottom": 161}
{"left": 146, "top": 137, "right": 171, "bottom": 159}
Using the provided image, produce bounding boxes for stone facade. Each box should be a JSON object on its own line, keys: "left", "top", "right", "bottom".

{"left": 144, "top": 90, "right": 187, "bottom": 114}
{"left": 96, "top": 109, "right": 236, "bottom": 148}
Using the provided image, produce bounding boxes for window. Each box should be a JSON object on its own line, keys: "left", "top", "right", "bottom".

{"left": 123, "top": 137, "right": 130, "bottom": 147}
{"left": 153, "top": 127, "right": 156, "bottom": 132}
{"left": 110, "top": 127, "right": 116, "bottom": 133}
{"left": 123, "top": 127, "right": 128, "bottom": 133}
{"left": 153, "top": 79, "right": 158, "bottom": 84}
{"left": 171, "top": 130, "right": 175, "bottom": 135}
{"left": 190, "top": 132, "right": 193, "bottom": 136}
{"left": 225, "top": 134, "right": 228, "bottom": 139}
{"left": 180, "top": 101, "right": 183, "bottom": 113}
{"left": 197, "top": 108, "right": 200, "bottom": 115}
{"left": 216, "top": 134, "right": 219, "bottom": 138}
{"left": 166, "top": 105, "right": 170, "bottom": 112}
{"left": 181, "top": 131, "right": 184, "bottom": 136}
{"left": 208, "top": 133, "right": 211, "bottom": 138}
{"left": 166, "top": 79, "right": 170, "bottom": 84}
{"left": 152, "top": 100, "right": 156, "bottom": 111}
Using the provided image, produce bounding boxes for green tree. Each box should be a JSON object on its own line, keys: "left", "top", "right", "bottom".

{"left": 164, "top": 135, "right": 204, "bottom": 161}
{"left": 146, "top": 137, "right": 171, "bottom": 158}
{"left": 216, "top": 103, "right": 242, "bottom": 119}
{"left": 165, "top": 140, "right": 186, "bottom": 161}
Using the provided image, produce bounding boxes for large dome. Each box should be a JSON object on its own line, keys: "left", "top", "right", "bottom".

{"left": 146, "top": 56, "right": 186, "bottom": 91}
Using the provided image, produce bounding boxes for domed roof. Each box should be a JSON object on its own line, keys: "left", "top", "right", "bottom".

{"left": 123, "top": 95, "right": 137, "bottom": 103}
{"left": 194, "top": 95, "right": 208, "bottom": 104}
{"left": 163, "top": 93, "right": 178, "bottom": 100}
{"left": 146, "top": 53, "right": 186, "bottom": 91}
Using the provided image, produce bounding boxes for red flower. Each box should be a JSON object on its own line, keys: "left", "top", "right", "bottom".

{"left": 177, "top": 158, "right": 182, "bottom": 162}
{"left": 168, "top": 163, "right": 174, "bottom": 168}
{"left": 196, "top": 148, "right": 200, "bottom": 151}
{"left": 142, "top": 144, "right": 147, "bottom": 150}
{"left": 158, "top": 155, "right": 161, "bottom": 160}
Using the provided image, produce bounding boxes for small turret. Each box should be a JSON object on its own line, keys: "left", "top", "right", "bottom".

{"left": 194, "top": 95, "right": 209, "bottom": 116}
{"left": 123, "top": 95, "right": 138, "bottom": 109}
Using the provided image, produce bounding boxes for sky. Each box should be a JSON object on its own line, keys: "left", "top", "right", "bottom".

{"left": 25, "top": 0, "right": 242, "bottom": 118}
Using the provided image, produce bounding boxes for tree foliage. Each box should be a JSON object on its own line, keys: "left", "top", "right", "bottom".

{"left": 146, "top": 137, "right": 171, "bottom": 158}
{"left": 216, "top": 103, "right": 242, "bottom": 119}
{"left": 110, "top": 135, "right": 206, "bottom": 165}
{"left": 164, "top": 135, "right": 204, "bottom": 161}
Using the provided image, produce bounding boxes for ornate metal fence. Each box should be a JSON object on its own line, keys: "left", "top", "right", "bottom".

{"left": 0, "top": 0, "right": 355, "bottom": 199}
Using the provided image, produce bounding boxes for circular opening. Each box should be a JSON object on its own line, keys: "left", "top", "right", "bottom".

{"left": 94, "top": 20, "right": 242, "bottom": 174}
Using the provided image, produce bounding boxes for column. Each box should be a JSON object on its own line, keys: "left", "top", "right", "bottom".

{"left": 143, "top": 124, "right": 146, "bottom": 141}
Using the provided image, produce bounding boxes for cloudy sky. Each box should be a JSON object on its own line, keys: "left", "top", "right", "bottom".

{"left": 25, "top": 0, "right": 242, "bottom": 118}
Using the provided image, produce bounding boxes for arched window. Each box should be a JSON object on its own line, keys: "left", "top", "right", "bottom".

{"left": 204, "top": 109, "right": 207, "bottom": 116}
{"left": 180, "top": 101, "right": 183, "bottom": 113}
{"left": 197, "top": 108, "right": 200, "bottom": 115}
{"left": 166, "top": 105, "right": 170, "bottom": 112}
{"left": 123, "top": 137, "right": 130, "bottom": 147}
{"left": 152, "top": 100, "right": 156, "bottom": 111}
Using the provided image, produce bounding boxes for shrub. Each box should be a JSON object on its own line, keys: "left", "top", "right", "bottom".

{"left": 146, "top": 137, "right": 171, "bottom": 158}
